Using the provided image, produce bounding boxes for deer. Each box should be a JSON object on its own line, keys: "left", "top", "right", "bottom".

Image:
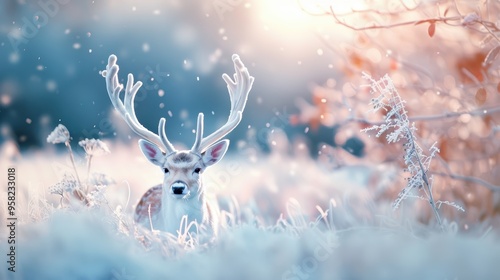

{"left": 101, "top": 54, "right": 254, "bottom": 236}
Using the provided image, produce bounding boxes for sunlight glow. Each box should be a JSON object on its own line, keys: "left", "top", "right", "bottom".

{"left": 254, "top": 0, "right": 367, "bottom": 49}
{"left": 258, "top": 0, "right": 308, "bottom": 28}
{"left": 257, "top": 0, "right": 367, "bottom": 31}
{"left": 301, "top": 0, "right": 367, "bottom": 15}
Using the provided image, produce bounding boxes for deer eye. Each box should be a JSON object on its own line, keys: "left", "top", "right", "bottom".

{"left": 194, "top": 168, "right": 201, "bottom": 174}
{"left": 164, "top": 168, "right": 169, "bottom": 173}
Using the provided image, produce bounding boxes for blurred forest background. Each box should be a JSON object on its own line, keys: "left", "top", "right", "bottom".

{"left": 0, "top": 0, "right": 354, "bottom": 154}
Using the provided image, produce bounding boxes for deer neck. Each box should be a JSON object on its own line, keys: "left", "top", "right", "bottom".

{"left": 161, "top": 185, "right": 207, "bottom": 233}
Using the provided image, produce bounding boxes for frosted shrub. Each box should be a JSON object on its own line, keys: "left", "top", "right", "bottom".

{"left": 46, "top": 124, "right": 114, "bottom": 208}
{"left": 49, "top": 174, "right": 78, "bottom": 205}
{"left": 46, "top": 124, "right": 70, "bottom": 144}
{"left": 361, "top": 74, "right": 464, "bottom": 228}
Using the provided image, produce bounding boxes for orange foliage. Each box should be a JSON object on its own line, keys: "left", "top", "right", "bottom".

{"left": 475, "top": 88, "right": 487, "bottom": 106}
{"left": 455, "top": 52, "right": 490, "bottom": 83}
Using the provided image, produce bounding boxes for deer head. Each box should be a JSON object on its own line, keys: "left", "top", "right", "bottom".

{"left": 101, "top": 54, "right": 254, "bottom": 234}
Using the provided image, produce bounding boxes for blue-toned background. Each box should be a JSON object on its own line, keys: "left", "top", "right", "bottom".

{"left": 0, "top": 0, "right": 350, "bottom": 153}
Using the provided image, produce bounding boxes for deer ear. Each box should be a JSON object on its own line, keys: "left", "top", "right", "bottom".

{"left": 202, "top": 139, "right": 229, "bottom": 167}
{"left": 138, "top": 140, "right": 165, "bottom": 166}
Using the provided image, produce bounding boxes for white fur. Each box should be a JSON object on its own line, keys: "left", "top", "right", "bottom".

{"left": 161, "top": 189, "right": 207, "bottom": 234}
{"left": 137, "top": 140, "right": 228, "bottom": 236}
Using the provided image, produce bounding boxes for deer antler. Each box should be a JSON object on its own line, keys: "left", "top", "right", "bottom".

{"left": 101, "top": 55, "right": 175, "bottom": 154}
{"left": 191, "top": 54, "right": 255, "bottom": 153}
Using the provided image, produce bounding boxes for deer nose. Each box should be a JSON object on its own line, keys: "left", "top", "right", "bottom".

{"left": 170, "top": 181, "right": 187, "bottom": 195}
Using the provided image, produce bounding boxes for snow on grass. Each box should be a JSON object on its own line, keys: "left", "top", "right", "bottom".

{"left": 1, "top": 138, "right": 499, "bottom": 279}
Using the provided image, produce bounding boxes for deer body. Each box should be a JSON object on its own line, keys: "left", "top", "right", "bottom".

{"left": 102, "top": 54, "right": 254, "bottom": 236}
{"left": 134, "top": 184, "right": 215, "bottom": 234}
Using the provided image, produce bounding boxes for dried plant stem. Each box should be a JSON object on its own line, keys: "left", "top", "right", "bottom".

{"left": 362, "top": 74, "right": 445, "bottom": 229}
{"left": 406, "top": 129, "right": 443, "bottom": 229}
{"left": 65, "top": 142, "right": 82, "bottom": 186}
{"left": 392, "top": 87, "right": 443, "bottom": 229}
{"left": 431, "top": 171, "right": 500, "bottom": 191}
{"left": 329, "top": 5, "right": 463, "bottom": 31}
{"left": 65, "top": 142, "right": 87, "bottom": 203}
{"left": 347, "top": 105, "right": 500, "bottom": 127}
{"left": 59, "top": 195, "right": 64, "bottom": 208}
{"left": 148, "top": 204, "right": 155, "bottom": 232}
{"left": 86, "top": 155, "right": 93, "bottom": 194}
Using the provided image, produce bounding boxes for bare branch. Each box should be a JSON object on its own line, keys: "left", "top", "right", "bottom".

{"left": 347, "top": 105, "right": 500, "bottom": 126}
{"left": 431, "top": 171, "right": 500, "bottom": 191}
{"left": 329, "top": 5, "right": 463, "bottom": 31}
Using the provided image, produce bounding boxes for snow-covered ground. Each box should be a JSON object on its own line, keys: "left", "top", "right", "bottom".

{"left": 1, "top": 137, "right": 499, "bottom": 280}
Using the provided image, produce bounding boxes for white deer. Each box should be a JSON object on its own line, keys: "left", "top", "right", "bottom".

{"left": 102, "top": 54, "right": 254, "bottom": 235}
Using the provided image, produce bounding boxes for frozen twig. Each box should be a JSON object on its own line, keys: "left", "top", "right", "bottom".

{"left": 361, "top": 74, "right": 444, "bottom": 229}
{"left": 431, "top": 171, "right": 500, "bottom": 192}
{"left": 327, "top": 2, "right": 500, "bottom": 45}
{"left": 329, "top": 5, "right": 463, "bottom": 31}
{"left": 344, "top": 105, "right": 500, "bottom": 127}
{"left": 47, "top": 124, "right": 86, "bottom": 202}
{"left": 78, "top": 138, "right": 110, "bottom": 193}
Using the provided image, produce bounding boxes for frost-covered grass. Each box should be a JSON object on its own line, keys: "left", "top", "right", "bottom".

{"left": 1, "top": 139, "right": 500, "bottom": 280}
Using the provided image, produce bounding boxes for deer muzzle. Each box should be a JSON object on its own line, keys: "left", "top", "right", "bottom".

{"left": 170, "top": 181, "right": 188, "bottom": 196}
